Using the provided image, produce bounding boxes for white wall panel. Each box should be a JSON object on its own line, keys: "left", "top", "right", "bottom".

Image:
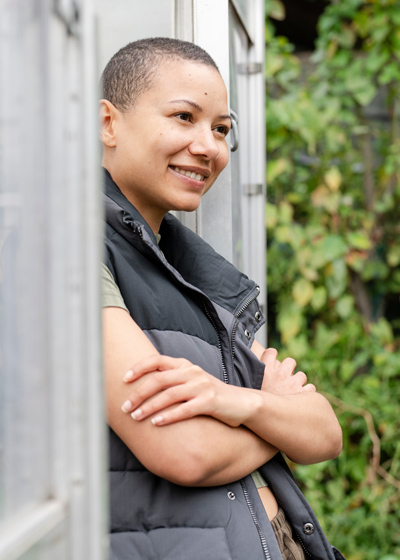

{"left": 0, "top": 0, "right": 106, "bottom": 558}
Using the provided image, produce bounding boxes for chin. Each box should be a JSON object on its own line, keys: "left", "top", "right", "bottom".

{"left": 170, "top": 197, "right": 202, "bottom": 214}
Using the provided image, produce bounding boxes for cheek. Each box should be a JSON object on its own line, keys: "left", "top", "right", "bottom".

{"left": 158, "top": 125, "right": 192, "bottom": 154}
{"left": 217, "top": 143, "right": 229, "bottom": 173}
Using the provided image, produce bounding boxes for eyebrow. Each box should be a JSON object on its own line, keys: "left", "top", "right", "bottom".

{"left": 168, "top": 99, "right": 231, "bottom": 121}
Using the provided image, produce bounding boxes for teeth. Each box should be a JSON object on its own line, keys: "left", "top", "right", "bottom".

{"left": 174, "top": 167, "right": 205, "bottom": 181}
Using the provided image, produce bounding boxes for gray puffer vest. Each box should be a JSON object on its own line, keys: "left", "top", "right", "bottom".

{"left": 104, "top": 170, "right": 345, "bottom": 560}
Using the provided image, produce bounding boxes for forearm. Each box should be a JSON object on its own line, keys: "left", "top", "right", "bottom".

{"left": 110, "top": 402, "right": 278, "bottom": 486}
{"left": 249, "top": 342, "right": 342, "bottom": 464}
{"left": 104, "top": 307, "right": 278, "bottom": 486}
{"left": 244, "top": 389, "right": 342, "bottom": 464}
{"left": 194, "top": 424, "right": 278, "bottom": 486}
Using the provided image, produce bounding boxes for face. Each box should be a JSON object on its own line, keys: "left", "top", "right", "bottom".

{"left": 102, "top": 58, "right": 231, "bottom": 232}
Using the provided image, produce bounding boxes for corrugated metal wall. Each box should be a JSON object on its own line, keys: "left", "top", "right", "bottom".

{"left": 0, "top": 1, "right": 106, "bottom": 558}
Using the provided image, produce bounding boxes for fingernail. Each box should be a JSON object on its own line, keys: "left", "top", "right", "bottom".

{"left": 123, "top": 370, "right": 134, "bottom": 382}
{"left": 121, "top": 400, "right": 133, "bottom": 413}
{"left": 131, "top": 408, "right": 143, "bottom": 420}
{"left": 151, "top": 415, "right": 164, "bottom": 426}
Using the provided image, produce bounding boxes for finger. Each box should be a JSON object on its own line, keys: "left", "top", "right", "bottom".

{"left": 292, "top": 371, "right": 307, "bottom": 386}
{"left": 280, "top": 357, "right": 297, "bottom": 375}
{"left": 151, "top": 397, "right": 211, "bottom": 426}
{"left": 122, "top": 369, "right": 189, "bottom": 411}
{"left": 129, "top": 383, "right": 198, "bottom": 421}
{"left": 302, "top": 383, "right": 316, "bottom": 392}
{"left": 123, "top": 354, "right": 189, "bottom": 382}
{"left": 260, "top": 347, "right": 280, "bottom": 369}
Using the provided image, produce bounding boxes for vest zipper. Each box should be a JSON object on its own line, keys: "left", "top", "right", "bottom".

{"left": 231, "top": 320, "right": 239, "bottom": 361}
{"left": 204, "top": 289, "right": 271, "bottom": 559}
{"left": 236, "top": 285, "right": 261, "bottom": 318}
{"left": 202, "top": 301, "right": 229, "bottom": 385}
{"left": 231, "top": 285, "right": 261, "bottom": 361}
{"left": 235, "top": 286, "right": 272, "bottom": 559}
{"left": 240, "top": 479, "right": 272, "bottom": 560}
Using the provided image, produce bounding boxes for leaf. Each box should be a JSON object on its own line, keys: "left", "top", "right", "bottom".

{"left": 277, "top": 303, "right": 302, "bottom": 343}
{"left": 268, "top": 0, "right": 286, "bottom": 21}
{"left": 300, "top": 267, "right": 319, "bottom": 282}
{"left": 370, "top": 318, "right": 393, "bottom": 345}
{"left": 314, "top": 321, "right": 340, "bottom": 352}
{"left": 292, "top": 278, "right": 314, "bottom": 307}
{"left": 336, "top": 295, "right": 354, "bottom": 318}
{"left": 353, "top": 84, "right": 378, "bottom": 106}
{"left": 311, "top": 185, "right": 340, "bottom": 213}
{"left": 266, "top": 202, "right": 278, "bottom": 229}
{"left": 361, "top": 259, "right": 389, "bottom": 281}
{"left": 378, "top": 62, "right": 400, "bottom": 85}
{"left": 311, "top": 286, "right": 327, "bottom": 310}
{"left": 324, "top": 167, "right": 342, "bottom": 191}
{"left": 365, "top": 48, "right": 390, "bottom": 73}
{"left": 318, "top": 235, "right": 348, "bottom": 262}
{"left": 387, "top": 245, "right": 400, "bottom": 267}
{"left": 267, "top": 157, "right": 292, "bottom": 184}
{"left": 346, "top": 232, "right": 372, "bottom": 250}
{"left": 275, "top": 225, "right": 291, "bottom": 243}
{"left": 286, "top": 334, "right": 309, "bottom": 360}
{"left": 346, "top": 249, "right": 369, "bottom": 272}
{"left": 278, "top": 201, "right": 294, "bottom": 224}
{"left": 326, "top": 259, "right": 348, "bottom": 299}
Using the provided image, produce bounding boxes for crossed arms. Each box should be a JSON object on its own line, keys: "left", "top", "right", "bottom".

{"left": 104, "top": 306, "right": 342, "bottom": 487}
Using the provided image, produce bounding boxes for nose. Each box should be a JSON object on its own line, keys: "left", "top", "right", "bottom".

{"left": 188, "top": 127, "right": 220, "bottom": 161}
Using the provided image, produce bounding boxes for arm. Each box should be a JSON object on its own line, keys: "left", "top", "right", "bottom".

{"left": 104, "top": 306, "right": 278, "bottom": 487}
{"left": 121, "top": 337, "right": 342, "bottom": 465}
{"left": 248, "top": 342, "right": 343, "bottom": 464}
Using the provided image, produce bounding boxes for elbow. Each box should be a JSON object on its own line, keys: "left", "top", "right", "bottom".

{"left": 155, "top": 452, "right": 217, "bottom": 487}
{"left": 316, "top": 396, "right": 343, "bottom": 461}
{"left": 320, "top": 405, "right": 343, "bottom": 461}
{"left": 314, "top": 419, "right": 343, "bottom": 464}
{"left": 291, "top": 419, "right": 343, "bottom": 465}
{"left": 145, "top": 433, "right": 219, "bottom": 487}
{"left": 327, "top": 421, "right": 343, "bottom": 460}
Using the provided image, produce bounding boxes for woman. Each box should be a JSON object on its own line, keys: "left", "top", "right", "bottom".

{"left": 100, "top": 37, "right": 344, "bottom": 560}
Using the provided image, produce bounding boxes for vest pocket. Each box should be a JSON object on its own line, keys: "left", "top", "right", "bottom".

{"left": 110, "top": 527, "right": 233, "bottom": 560}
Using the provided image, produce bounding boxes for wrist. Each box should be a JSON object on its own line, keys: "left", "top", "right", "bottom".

{"left": 242, "top": 389, "right": 266, "bottom": 425}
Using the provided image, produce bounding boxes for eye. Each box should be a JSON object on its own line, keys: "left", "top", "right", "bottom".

{"left": 214, "top": 124, "right": 230, "bottom": 137}
{"left": 175, "top": 112, "right": 192, "bottom": 122}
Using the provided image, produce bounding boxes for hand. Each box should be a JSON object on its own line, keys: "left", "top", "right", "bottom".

{"left": 260, "top": 348, "right": 316, "bottom": 395}
{"left": 120, "top": 354, "right": 258, "bottom": 427}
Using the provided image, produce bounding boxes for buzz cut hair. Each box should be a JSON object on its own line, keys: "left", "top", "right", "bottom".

{"left": 101, "top": 37, "right": 220, "bottom": 112}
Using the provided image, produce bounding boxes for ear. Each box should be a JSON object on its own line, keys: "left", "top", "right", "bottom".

{"left": 99, "top": 99, "right": 119, "bottom": 148}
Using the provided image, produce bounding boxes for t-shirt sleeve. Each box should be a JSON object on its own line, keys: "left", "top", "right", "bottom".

{"left": 101, "top": 262, "right": 129, "bottom": 313}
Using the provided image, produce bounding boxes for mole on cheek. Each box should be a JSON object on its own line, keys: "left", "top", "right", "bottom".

{"left": 204, "top": 92, "right": 208, "bottom": 95}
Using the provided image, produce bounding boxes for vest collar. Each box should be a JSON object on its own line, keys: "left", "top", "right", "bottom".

{"left": 104, "top": 168, "right": 158, "bottom": 245}
{"left": 103, "top": 168, "right": 259, "bottom": 317}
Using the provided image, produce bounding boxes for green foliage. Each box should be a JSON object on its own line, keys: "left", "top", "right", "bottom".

{"left": 265, "top": 1, "right": 400, "bottom": 558}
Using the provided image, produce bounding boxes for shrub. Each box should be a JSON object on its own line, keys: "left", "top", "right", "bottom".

{"left": 265, "top": 1, "right": 400, "bottom": 558}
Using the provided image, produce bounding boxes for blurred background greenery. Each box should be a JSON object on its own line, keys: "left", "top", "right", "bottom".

{"left": 265, "top": 1, "right": 400, "bottom": 558}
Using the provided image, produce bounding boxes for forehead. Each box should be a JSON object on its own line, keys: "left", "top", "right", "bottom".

{"left": 139, "top": 58, "right": 228, "bottom": 108}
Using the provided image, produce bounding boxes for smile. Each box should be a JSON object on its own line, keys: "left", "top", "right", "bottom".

{"left": 173, "top": 167, "right": 205, "bottom": 181}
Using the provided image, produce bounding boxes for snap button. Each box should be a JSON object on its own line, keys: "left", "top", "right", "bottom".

{"left": 227, "top": 491, "right": 236, "bottom": 500}
{"left": 255, "top": 311, "right": 262, "bottom": 322}
{"left": 303, "top": 522, "right": 314, "bottom": 535}
{"left": 244, "top": 329, "right": 251, "bottom": 340}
